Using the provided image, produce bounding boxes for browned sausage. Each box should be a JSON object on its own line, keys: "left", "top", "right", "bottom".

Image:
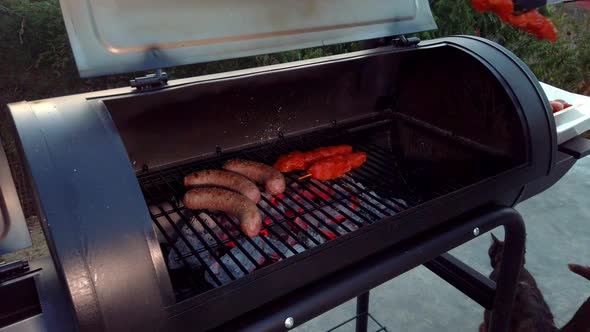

{"left": 184, "top": 169, "right": 261, "bottom": 203}
{"left": 183, "top": 188, "right": 261, "bottom": 237}
{"left": 223, "top": 159, "right": 286, "bottom": 196}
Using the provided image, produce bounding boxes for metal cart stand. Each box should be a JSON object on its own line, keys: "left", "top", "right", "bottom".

{"left": 217, "top": 206, "right": 526, "bottom": 332}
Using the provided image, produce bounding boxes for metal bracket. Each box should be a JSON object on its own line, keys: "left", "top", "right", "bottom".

{"left": 392, "top": 35, "right": 421, "bottom": 47}
{"left": 0, "top": 260, "right": 40, "bottom": 286}
{"left": 130, "top": 69, "right": 168, "bottom": 90}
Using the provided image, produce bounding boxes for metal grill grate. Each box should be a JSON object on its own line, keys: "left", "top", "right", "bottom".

{"left": 138, "top": 129, "right": 494, "bottom": 300}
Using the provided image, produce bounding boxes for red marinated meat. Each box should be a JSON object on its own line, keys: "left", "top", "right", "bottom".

{"left": 308, "top": 152, "right": 367, "bottom": 181}
{"left": 274, "top": 145, "right": 353, "bottom": 172}
{"left": 471, "top": 0, "right": 557, "bottom": 42}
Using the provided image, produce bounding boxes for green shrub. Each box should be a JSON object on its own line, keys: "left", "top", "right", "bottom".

{"left": 421, "top": 0, "right": 590, "bottom": 94}
{"left": 0, "top": 0, "right": 588, "bottom": 105}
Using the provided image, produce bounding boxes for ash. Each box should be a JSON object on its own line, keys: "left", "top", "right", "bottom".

{"left": 163, "top": 174, "right": 404, "bottom": 287}
{"left": 205, "top": 237, "right": 305, "bottom": 287}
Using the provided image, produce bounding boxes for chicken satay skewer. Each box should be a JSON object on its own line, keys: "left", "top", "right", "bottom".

{"left": 297, "top": 171, "right": 353, "bottom": 181}
{"left": 298, "top": 152, "right": 367, "bottom": 181}
{"left": 298, "top": 173, "right": 313, "bottom": 181}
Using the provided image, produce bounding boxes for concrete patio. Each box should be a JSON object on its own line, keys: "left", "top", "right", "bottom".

{"left": 295, "top": 156, "right": 590, "bottom": 332}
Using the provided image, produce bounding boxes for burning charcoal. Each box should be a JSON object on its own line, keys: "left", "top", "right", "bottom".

{"left": 358, "top": 192, "right": 398, "bottom": 216}
{"left": 288, "top": 193, "right": 315, "bottom": 211}
{"left": 309, "top": 180, "right": 343, "bottom": 200}
{"left": 205, "top": 238, "right": 266, "bottom": 287}
{"left": 315, "top": 226, "right": 339, "bottom": 241}
{"left": 149, "top": 202, "right": 185, "bottom": 244}
{"left": 342, "top": 220, "right": 359, "bottom": 231}
{"left": 284, "top": 244, "right": 306, "bottom": 257}
{"left": 340, "top": 176, "right": 407, "bottom": 211}
{"left": 187, "top": 212, "right": 218, "bottom": 233}
{"left": 167, "top": 222, "right": 217, "bottom": 270}
{"left": 265, "top": 221, "right": 290, "bottom": 240}
{"left": 291, "top": 216, "right": 313, "bottom": 232}
{"left": 301, "top": 227, "right": 328, "bottom": 247}
{"left": 383, "top": 196, "right": 407, "bottom": 210}
{"left": 203, "top": 235, "right": 306, "bottom": 287}
{"left": 260, "top": 236, "right": 306, "bottom": 258}
{"left": 259, "top": 193, "right": 290, "bottom": 221}
{"left": 287, "top": 183, "right": 320, "bottom": 209}
{"left": 215, "top": 214, "right": 249, "bottom": 239}
{"left": 341, "top": 203, "right": 368, "bottom": 225}
{"left": 274, "top": 227, "right": 304, "bottom": 248}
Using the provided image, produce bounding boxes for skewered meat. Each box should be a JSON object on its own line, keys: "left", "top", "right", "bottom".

{"left": 223, "top": 159, "right": 286, "bottom": 195}
{"left": 471, "top": 0, "right": 557, "bottom": 41}
{"left": 183, "top": 188, "right": 262, "bottom": 237}
{"left": 184, "top": 169, "right": 261, "bottom": 203}
{"left": 308, "top": 152, "right": 367, "bottom": 181}
{"left": 274, "top": 145, "right": 353, "bottom": 172}
{"left": 471, "top": 0, "right": 513, "bottom": 20}
{"left": 505, "top": 10, "right": 557, "bottom": 42}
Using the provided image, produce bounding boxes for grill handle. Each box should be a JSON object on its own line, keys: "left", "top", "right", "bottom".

{"left": 0, "top": 137, "right": 31, "bottom": 255}
{"left": 559, "top": 136, "right": 590, "bottom": 159}
{"left": 555, "top": 103, "right": 590, "bottom": 159}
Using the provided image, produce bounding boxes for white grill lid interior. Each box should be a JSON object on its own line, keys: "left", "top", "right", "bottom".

{"left": 58, "top": 0, "right": 436, "bottom": 77}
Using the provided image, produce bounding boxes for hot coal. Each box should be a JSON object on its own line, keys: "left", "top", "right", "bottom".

{"left": 205, "top": 237, "right": 305, "bottom": 287}
{"left": 166, "top": 215, "right": 218, "bottom": 270}
{"left": 164, "top": 174, "right": 403, "bottom": 287}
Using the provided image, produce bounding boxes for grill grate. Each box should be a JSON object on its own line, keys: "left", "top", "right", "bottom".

{"left": 138, "top": 128, "right": 496, "bottom": 300}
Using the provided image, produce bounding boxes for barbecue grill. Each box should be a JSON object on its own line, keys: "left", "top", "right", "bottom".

{"left": 2, "top": 0, "right": 590, "bottom": 331}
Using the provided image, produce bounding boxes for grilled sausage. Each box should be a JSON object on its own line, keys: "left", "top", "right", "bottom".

{"left": 183, "top": 188, "right": 261, "bottom": 237}
{"left": 223, "top": 159, "right": 286, "bottom": 196}
{"left": 184, "top": 170, "right": 261, "bottom": 203}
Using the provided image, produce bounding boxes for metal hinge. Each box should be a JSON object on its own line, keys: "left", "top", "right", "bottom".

{"left": 0, "top": 260, "right": 41, "bottom": 287}
{"left": 130, "top": 69, "right": 168, "bottom": 90}
{"left": 392, "top": 35, "right": 421, "bottom": 47}
{"left": 0, "top": 260, "right": 29, "bottom": 283}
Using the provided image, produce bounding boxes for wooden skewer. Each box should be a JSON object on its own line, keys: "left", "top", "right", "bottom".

{"left": 298, "top": 173, "right": 312, "bottom": 181}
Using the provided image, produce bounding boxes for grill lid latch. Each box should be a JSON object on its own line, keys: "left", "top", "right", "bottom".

{"left": 392, "top": 35, "right": 421, "bottom": 47}
{"left": 130, "top": 69, "right": 168, "bottom": 90}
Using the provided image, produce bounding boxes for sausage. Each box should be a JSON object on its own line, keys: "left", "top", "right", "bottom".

{"left": 184, "top": 169, "right": 261, "bottom": 203}
{"left": 223, "top": 159, "right": 286, "bottom": 196}
{"left": 183, "top": 188, "right": 262, "bottom": 237}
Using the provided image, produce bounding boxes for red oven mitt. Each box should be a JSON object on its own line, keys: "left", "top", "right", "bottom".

{"left": 471, "top": 0, "right": 557, "bottom": 41}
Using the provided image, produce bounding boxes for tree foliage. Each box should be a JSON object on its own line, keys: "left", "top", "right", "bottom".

{"left": 420, "top": 0, "right": 590, "bottom": 94}
{"left": 0, "top": 0, "right": 589, "bottom": 106}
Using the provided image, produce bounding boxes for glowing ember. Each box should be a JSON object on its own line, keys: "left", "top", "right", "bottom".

{"left": 164, "top": 173, "right": 406, "bottom": 288}
{"left": 205, "top": 237, "right": 305, "bottom": 287}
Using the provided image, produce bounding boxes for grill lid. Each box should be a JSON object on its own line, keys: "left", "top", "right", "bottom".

{"left": 59, "top": 0, "right": 436, "bottom": 78}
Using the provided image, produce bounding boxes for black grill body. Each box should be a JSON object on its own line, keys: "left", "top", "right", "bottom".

{"left": 3, "top": 36, "right": 579, "bottom": 331}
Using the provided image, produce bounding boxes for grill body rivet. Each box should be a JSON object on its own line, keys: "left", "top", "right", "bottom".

{"left": 473, "top": 227, "right": 480, "bottom": 236}
{"left": 285, "top": 317, "right": 295, "bottom": 329}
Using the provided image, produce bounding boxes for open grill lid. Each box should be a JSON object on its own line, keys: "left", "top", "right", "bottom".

{"left": 58, "top": 0, "right": 436, "bottom": 77}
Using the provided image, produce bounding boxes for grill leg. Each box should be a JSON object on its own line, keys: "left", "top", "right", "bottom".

{"left": 487, "top": 211, "right": 526, "bottom": 332}
{"left": 355, "top": 292, "right": 370, "bottom": 332}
